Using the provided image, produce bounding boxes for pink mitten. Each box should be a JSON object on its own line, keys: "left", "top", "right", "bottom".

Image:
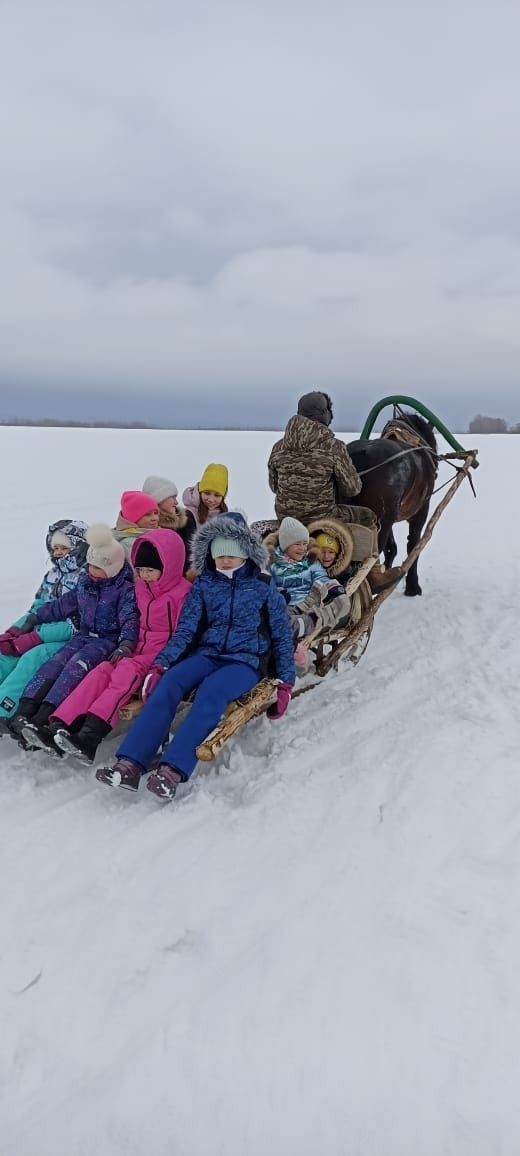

{"left": 0, "top": 637, "right": 17, "bottom": 657}
{"left": 267, "top": 682, "right": 292, "bottom": 720}
{"left": 0, "top": 625, "right": 24, "bottom": 651}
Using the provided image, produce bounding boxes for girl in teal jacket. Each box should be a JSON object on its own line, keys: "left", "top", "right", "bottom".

{"left": 0, "top": 520, "right": 87, "bottom": 723}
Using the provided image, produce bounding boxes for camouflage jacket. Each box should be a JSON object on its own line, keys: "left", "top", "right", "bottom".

{"left": 268, "top": 415, "right": 362, "bottom": 521}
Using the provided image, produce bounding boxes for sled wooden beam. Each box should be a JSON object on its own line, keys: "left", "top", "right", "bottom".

{"left": 196, "top": 679, "right": 278, "bottom": 762}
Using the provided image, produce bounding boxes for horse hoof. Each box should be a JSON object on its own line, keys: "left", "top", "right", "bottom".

{"left": 404, "top": 586, "right": 422, "bottom": 597}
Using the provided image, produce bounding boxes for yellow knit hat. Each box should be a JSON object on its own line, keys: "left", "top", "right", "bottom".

{"left": 315, "top": 532, "right": 340, "bottom": 554}
{"left": 199, "top": 463, "right": 228, "bottom": 498}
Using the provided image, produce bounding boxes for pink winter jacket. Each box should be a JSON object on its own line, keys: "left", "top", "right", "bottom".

{"left": 131, "top": 529, "right": 191, "bottom": 662}
{"left": 182, "top": 484, "right": 227, "bottom": 528}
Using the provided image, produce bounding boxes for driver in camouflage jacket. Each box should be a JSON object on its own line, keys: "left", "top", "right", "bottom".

{"left": 267, "top": 392, "right": 377, "bottom": 529}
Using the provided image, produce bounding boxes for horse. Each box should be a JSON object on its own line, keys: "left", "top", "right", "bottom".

{"left": 347, "top": 413, "right": 438, "bottom": 596}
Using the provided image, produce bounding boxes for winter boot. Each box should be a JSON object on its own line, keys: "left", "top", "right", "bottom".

{"left": 146, "top": 765, "right": 184, "bottom": 802}
{"left": 54, "top": 713, "right": 112, "bottom": 765}
{"left": 22, "top": 702, "right": 63, "bottom": 756}
{"left": 368, "top": 562, "right": 403, "bottom": 593}
{"left": 96, "top": 757, "right": 142, "bottom": 792}
{"left": 6, "top": 698, "right": 40, "bottom": 742}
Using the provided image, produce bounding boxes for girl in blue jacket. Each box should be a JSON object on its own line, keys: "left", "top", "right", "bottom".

{"left": 96, "top": 514, "right": 295, "bottom": 801}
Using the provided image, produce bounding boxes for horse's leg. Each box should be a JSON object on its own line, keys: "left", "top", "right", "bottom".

{"left": 384, "top": 528, "right": 398, "bottom": 568}
{"left": 404, "top": 503, "right": 429, "bottom": 596}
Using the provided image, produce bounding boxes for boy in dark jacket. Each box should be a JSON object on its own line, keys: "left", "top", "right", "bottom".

{"left": 96, "top": 514, "right": 295, "bottom": 801}
{"left": 12, "top": 526, "right": 139, "bottom": 752}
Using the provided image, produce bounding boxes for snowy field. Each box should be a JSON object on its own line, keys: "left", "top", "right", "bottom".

{"left": 0, "top": 426, "right": 519, "bottom": 1156}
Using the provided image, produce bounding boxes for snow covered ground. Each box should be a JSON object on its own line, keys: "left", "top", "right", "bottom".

{"left": 0, "top": 427, "right": 518, "bottom": 1156}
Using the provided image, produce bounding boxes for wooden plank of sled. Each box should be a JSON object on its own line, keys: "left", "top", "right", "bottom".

{"left": 196, "top": 679, "right": 277, "bottom": 762}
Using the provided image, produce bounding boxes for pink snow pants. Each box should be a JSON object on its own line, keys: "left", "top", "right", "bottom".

{"left": 53, "top": 656, "right": 151, "bottom": 729}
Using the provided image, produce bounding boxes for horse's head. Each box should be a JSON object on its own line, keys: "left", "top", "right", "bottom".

{"left": 401, "top": 412, "right": 437, "bottom": 451}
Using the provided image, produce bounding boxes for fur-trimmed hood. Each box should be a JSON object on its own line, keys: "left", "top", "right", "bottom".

{"left": 307, "top": 517, "right": 354, "bottom": 577}
{"left": 191, "top": 514, "right": 268, "bottom": 575}
{"left": 158, "top": 506, "right": 188, "bottom": 533}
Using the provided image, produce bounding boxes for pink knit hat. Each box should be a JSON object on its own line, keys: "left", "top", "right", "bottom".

{"left": 120, "top": 491, "right": 159, "bottom": 524}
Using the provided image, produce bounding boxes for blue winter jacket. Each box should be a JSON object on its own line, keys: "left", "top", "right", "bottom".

{"left": 270, "top": 548, "right": 332, "bottom": 606}
{"left": 155, "top": 515, "right": 295, "bottom": 685}
{"left": 33, "top": 562, "right": 139, "bottom": 648}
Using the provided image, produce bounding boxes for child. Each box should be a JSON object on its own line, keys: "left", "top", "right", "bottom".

{"left": 113, "top": 491, "right": 160, "bottom": 557}
{"left": 12, "top": 526, "right": 139, "bottom": 753}
{"left": 95, "top": 513, "right": 295, "bottom": 801}
{"left": 182, "top": 463, "right": 228, "bottom": 528}
{"left": 0, "top": 520, "right": 87, "bottom": 729}
{"left": 142, "top": 475, "right": 196, "bottom": 567}
{"left": 308, "top": 518, "right": 355, "bottom": 586}
{"left": 268, "top": 517, "right": 352, "bottom": 641}
{"left": 48, "top": 530, "right": 191, "bottom": 764}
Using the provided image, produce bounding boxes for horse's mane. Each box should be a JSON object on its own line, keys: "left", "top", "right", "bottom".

{"left": 398, "top": 412, "right": 437, "bottom": 451}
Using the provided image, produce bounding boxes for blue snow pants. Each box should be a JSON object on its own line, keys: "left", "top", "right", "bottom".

{"left": 117, "top": 653, "right": 260, "bottom": 779}
{"left": 22, "top": 634, "right": 114, "bottom": 708}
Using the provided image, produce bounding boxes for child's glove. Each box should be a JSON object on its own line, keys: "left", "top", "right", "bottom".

{"left": 267, "top": 682, "right": 292, "bottom": 720}
{"left": 109, "top": 642, "right": 134, "bottom": 665}
{"left": 142, "top": 666, "right": 165, "bottom": 701}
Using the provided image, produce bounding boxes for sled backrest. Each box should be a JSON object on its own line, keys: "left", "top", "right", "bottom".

{"left": 346, "top": 523, "right": 378, "bottom": 562}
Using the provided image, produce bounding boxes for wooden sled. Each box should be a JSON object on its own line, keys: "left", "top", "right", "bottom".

{"left": 195, "top": 446, "right": 477, "bottom": 760}
{"left": 119, "top": 446, "right": 476, "bottom": 765}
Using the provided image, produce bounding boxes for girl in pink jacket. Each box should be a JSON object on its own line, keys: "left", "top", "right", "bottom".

{"left": 49, "top": 530, "right": 191, "bottom": 764}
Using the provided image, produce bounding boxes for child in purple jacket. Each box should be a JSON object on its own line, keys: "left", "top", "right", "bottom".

{"left": 11, "top": 526, "right": 139, "bottom": 754}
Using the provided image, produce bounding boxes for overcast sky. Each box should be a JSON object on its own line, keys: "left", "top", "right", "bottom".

{"left": 1, "top": 0, "right": 519, "bottom": 428}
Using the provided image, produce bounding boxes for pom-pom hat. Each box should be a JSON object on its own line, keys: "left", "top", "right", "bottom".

{"left": 86, "top": 525, "right": 126, "bottom": 579}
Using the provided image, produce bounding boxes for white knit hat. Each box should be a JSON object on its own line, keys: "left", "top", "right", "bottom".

{"left": 50, "top": 530, "right": 72, "bottom": 550}
{"left": 86, "top": 525, "right": 126, "bottom": 579}
{"left": 142, "top": 475, "right": 178, "bottom": 503}
{"left": 278, "top": 517, "right": 309, "bottom": 551}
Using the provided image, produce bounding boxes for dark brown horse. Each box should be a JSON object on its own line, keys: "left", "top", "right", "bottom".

{"left": 347, "top": 413, "right": 437, "bottom": 596}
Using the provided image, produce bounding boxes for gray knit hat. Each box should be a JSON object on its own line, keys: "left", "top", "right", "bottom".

{"left": 278, "top": 517, "right": 309, "bottom": 551}
{"left": 142, "top": 475, "right": 178, "bottom": 503}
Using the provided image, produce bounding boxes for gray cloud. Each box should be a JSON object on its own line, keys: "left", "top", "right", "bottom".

{"left": 1, "top": 0, "right": 520, "bottom": 424}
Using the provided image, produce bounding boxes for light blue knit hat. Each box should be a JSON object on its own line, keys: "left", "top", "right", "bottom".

{"left": 210, "top": 536, "right": 248, "bottom": 560}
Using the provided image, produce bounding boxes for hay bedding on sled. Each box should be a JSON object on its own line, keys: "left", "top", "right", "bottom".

{"left": 119, "top": 446, "right": 476, "bottom": 764}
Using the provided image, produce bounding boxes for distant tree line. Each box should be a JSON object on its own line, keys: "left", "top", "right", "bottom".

{"left": 0, "top": 418, "right": 151, "bottom": 429}
{"left": 468, "top": 415, "right": 520, "bottom": 434}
